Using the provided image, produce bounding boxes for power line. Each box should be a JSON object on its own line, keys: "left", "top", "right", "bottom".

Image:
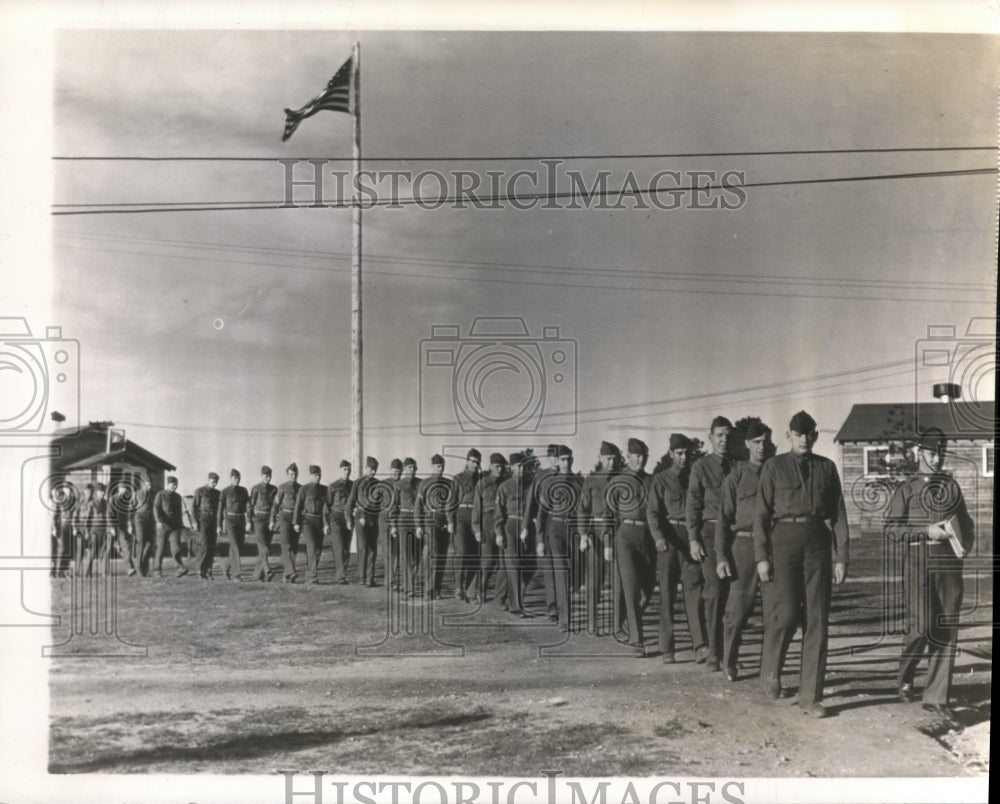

{"left": 55, "top": 232, "right": 995, "bottom": 291}
{"left": 50, "top": 166, "right": 998, "bottom": 216}
{"left": 51, "top": 145, "right": 999, "bottom": 162}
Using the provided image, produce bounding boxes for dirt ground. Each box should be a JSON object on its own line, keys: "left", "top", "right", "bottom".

{"left": 47, "top": 538, "right": 991, "bottom": 778}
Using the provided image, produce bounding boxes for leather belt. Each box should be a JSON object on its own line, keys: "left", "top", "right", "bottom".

{"left": 621, "top": 518, "right": 646, "bottom": 526}
{"left": 399, "top": 507, "right": 415, "bottom": 513}
{"left": 458, "top": 503, "right": 474, "bottom": 509}
{"left": 776, "top": 515, "right": 821, "bottom": 524}
{"left": 225, "top": 512, "right": 245, "bottom": 518}
{"left": 668, "top": 518, "right": 686, "bottom": 525}
{"left": 734, "top": 529, "right": 753, "bottom": 537}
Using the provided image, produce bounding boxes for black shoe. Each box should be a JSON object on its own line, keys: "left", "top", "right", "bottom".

{"left": 629, "top": 642, "right": 645, "bottom": 658}
{"left": 898, "top": 683, "right": 915, "bottom": 703}
{"left": 705, "top": 657, "right": 721, "bottom": 672}
{"left": 763, "top": 678, "right": 782, "bottom": 701}
{"left": 175, "top": 567, "right": 189, "bottom": 578}
{"left": 922, "top": 703, "right": 954, "bottom": 718}
{"left": 547, "top": 613, "right": 559, "bottom": 623}
{"left": 724, "top": 666, "right": 738, "bottom": 682}
{"left": 662, "top": 653, "right": 675, "bottom": 665}
{"left": 695, "top": 645, "right": 708, "bottom": 664}
{"left": 801, "top": 702, "right": 829, "bottom": 719}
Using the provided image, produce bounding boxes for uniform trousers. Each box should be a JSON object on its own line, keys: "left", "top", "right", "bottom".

{"left": 154, "top": 525, "right": 184, "bottom": 573}
{"left": 251, "top": 513, "right": 273, "bottom": 580}
{"left": 102, "top": 526, "right": 135, "bottom": 576}
{"left": 194, "top": 520, "right": 217, "bottom": 578}
{"left": 479, "top": 510, "right": 507, "bottom": 606}
{"left": 701, "top": 522, "right": 729, "bottom": 664}
{"left": 657, "top": 523, "right": 707, "bottom": 656}
{"left": 898, "top": 544, "right": 963, "bottom": 705}
{"left": 277, "top": 510, "right": 299, "bottom": 580}
{"left": 453, "top": 508, "right": 478, "bottom": 598}
{"left": 354, "top": 514, "right": 379, "bottom": 585}
{"left": 502, "top": 518, "right": 528, "bottom": 614}
{"left": 224, "top": 515, "right": 247, "bottom": 579}
{"left": 383, "top": 517, "right": 401, "bottom": 589}
{"left": 761, "top": 521, "right": 832, "bottom": 705}
{"left": 133, "top": 517, "right": 154, "bottom": 576}
{"left": 723, "top": 534, "right": 769, "bottom": 672}
{"left": 423, "top": 519, "right": 450, "bottom": 597}
{"left": 398, "top": 513, "right": 420, "bottom": 594}
{"left": 299, "top": 514, "right": 325, "bottom": 583}
{"left": 615, "top": 523, "right": 654, "bottom": 645}
{"left": 51, "top": 521, "right": 73, "bottom": 576}
{"left": 545, "top": 517, "right": 574, "bottom": 629}
{"left": 80, "top": 528, "right": 108, "bottom": 576}
{"left": 328, "top": 510, "right": 351, "bottom": 583}
{"left": 583, "top": 524, "right": 612, "bottom": 632}
{"left": 537, "top": 522, "right": 558, "bottom": 615}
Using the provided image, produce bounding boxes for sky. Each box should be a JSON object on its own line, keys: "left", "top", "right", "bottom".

{"left": 40, "top": 29, "right": 1000, "bottom": 483}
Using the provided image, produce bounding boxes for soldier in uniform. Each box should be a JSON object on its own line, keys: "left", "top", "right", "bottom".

{"left": 294, "top": 465, "right": 328, "bottom": 585}
{"left": 383, "top": 459, "right": 404, "bottom": 591}
{"left": 473, "top": 452, "right": 508, "bottom": 608}
{"left": 449, "top": 448, "right": 482, "bottom": 602}
{"left": 687, "top": 416, "right": 737, "bottom": 671}
{"left": 540, "top": 445, "right": 584, "bottom": 631}
{"left": 390, "top": 458, "right": 422, "bottom": 597}
{"left": 153, "top": 476, "right": 186, "bottom": 578}
{"left": 494, "top": 452, "right": 534, "bottom": 617}
{"left": 79, "top": 482, "right": 111, "bottom": 577}
{"left": 607, "top": 438, "right": 655, "bottom": 657}
{"left": 648, "top": 433, "right": 707, "bottom": 663}
{"left": 249, "top": 466, "right": 277, "bottom": 582}
{"left": 219, "top": 469, "right": 250, "bottom": 581}
{"left": 132, "top": 477, "right": 156, "bottom": 578}
{"left": 192, "top": 472, "right": 221, "bottom": 579}
{"left": 754, "top": 410, "right": 849, "bottom": 717}
{"left": 578, "top": 441, "right": 621, "bottom": 633}
{"left": 347, "top": 456, "right": 381, "bottom": 587}
{"left": 417, "top": 454, "right": 452, "bottom": 600}
{"left": 104, "top": 481, "right": 138, "bottom": 577}
{"left": 885, "top": 427, "right": 974, "bottom": 716}
{"left": 271, "top": 463, "right": 302, "bottom": 583}
{"left": 528, "top": 444, "right": 561, "bottom": 621}
{"left": 325, "top": 460, "right": 354, "bottom": 584}
{"left": 49, "top": 483, "right": 77, "bottom": 578}
{"left": 717, "top": 421, "right": 773, "bottom": 681}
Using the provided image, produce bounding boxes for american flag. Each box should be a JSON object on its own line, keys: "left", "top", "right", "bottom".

{"left": 282, "top": 56, "right": 352, "bottom": 141}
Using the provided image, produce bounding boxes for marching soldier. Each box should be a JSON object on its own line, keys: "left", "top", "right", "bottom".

{"left": 192, "top": 472, "right": 221, "bottom": 580}
{"left": 539, "top": 445, "right": 584, "bottom": 631}
{"left": 417, "top": 454, "right": 452, "bottom": 600}
{"left": 325, "top": 460, "right": 354, "bottom": 585}
{"left": 383, "top": 458, "right": 404, "bottom": 591}
{"left": 494, "top": 452, "right": 534, "bottom": 617}
{"left": 648, "top": 433, "right": 707, "bottom": 663}
{"left": 607, "top": 438, "right": 655, "bottom": 657}
{"left": 153, "top": 476, "right": 186, "bottom": 578}
{"left": 49, "top": 483, "right": 77, "bottom": 578}
{"left": 449, "top": 448, "right": 482, "bottom": 602}
{"left": 105, "top": 482, "right": 138, "bottom": 577}
{"left": 578, "top": 441, "right": 621, "bottom": 632}
{"left": 885, "top": 427, "right": 974, "bottom": 717}
{"left": 687, "top": 416, "right": 737, "bottom": 671}
{"left": 473, "top": 452, "right": 508, "bottom": 608}
{"left": 219, "top": 469, "right": 250, "bottom": 581}
{"left": 271, "top": 463, "right": 302, "bottom": 583}
{"left": 132, "top": 477, "right": 156, "bottom": 577}
{"left": 347, "top": 456, "right": 381, "bottom": 587}
{"left": 79, "top": 481, "right": 110, "bottom": 577}
{"left": 294, "top": 465, "right": 328, "bottom": 585}
{"left": 717, "top": 421, "right": 773, "bottom": 681}
{"left": 529, "top": 444, "right": 562, "bottom": 621}
{"left": 754, "top": 410, "right": 849, "bottom": 718}
{"left": 389, "top": 458, "right": 422, "bottom": 597}
{"left": 249, "top": 466, "right": 277, "bottom": 582}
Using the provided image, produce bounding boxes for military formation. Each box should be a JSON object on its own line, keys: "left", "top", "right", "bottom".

{"left": 49, "top": 410, "right": 974, "bottom": 718}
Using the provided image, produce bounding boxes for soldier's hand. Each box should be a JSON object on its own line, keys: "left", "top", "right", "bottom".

{"left": 926, "top": 523, "right": 948, "bottom": 542}
{"left": 416, "top": 528, "right": 425, "bottom": 540}
{"left": 495, "top": 535, "right": 505, "bottom": 549}
{"left": 519, "top": 528, "right": 529, "bottom": 542}
{"left": 603, "top": 546, "right": 613, "bottom": 562}
{"left": 689, "top": 539, "right": 705, "bottom": 562}
{"left": 472, "top": 529, "right": 482, "bottom": 543}
{"left": 579, "top": 535, "right": 590, "bottom": 552}
{"left": 654, "top": 538, "right": 668, "bottom": 553}
{"left": 293, "top": 524, "right": 301, "bottom": 533}
{"left": 717, "top": 561, "right": 731, "bottom": 579}
{"left": 833, "top": 562, "right": 847, "bottom": 585}
{"left": 536, "top": 542, "right": 545, "bottom": 557}
{"left": 324, "top": 526, "right": 331, "bottom": 536}
{"left": 756, "top": 560, "right": 772, "bottom": 582}
{"left": 391, "top": 528, "right": 399, "bottom": 539}
{"left": 359, "top": 516, "right": 366, "bottom": 526}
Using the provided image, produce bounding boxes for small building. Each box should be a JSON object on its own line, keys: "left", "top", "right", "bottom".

{"left": 834, "top": 401, "right": 995, "bottom": 542}
{"left": 50, "top": 422, "right": 176, "bottom": 511}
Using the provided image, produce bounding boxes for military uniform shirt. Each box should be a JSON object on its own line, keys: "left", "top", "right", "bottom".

{"left": 647, "top": 464, "right": 690, "bottom": 546}
{"left": 219, "top": 485, "right": 250, "bottom": 521}
{"left": 325, "top": 478, "right": 353, "bottom": 515}
{"left": 154, "top": 489, "right": 184, "bottom": 529}
{"left": 753, "top": 452, "right": 849, "bottom": 565}
{"left": 346, "top": 474, "right": 382, "bottom": 521}
{"left": 416, "top": 475, "right": 450, "bottom": 528}
{"left": 249, "top": 482, "right": 277, "bottom": 516}
{"left": 390, "top": 477, "right": 422, "bottom": 529}
{"left": 192, "top": 485, "right": 221, "bottom": 527}
{"left": 448, "top": 469, "right": 479, "bottom": 531}
{"left": 687, "top": 453, "right": 736, "bottom": 541}
{"left": 718, "top": 462, "right": 761, "bottom": 558}
{"left": 271, "top": 480, "right": 302, "bottom": 524}
{"left": 293, "top": 482, "right": 329, "bottom": 525}
{"left": 607, "top": 468, "right": 652, "bottom": 523}
{"left": 884, "top": 472, "right": 974, "bottom": 558}
{"left": 494, "top": 475, "right": 533, "bottom": 540}
{"left": 577, "top": 471, "right": 617, "bottom": 522}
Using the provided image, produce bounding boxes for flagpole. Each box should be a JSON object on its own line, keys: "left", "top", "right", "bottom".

{"left": 350, "top": 40, "right": 363, "bottom": 479}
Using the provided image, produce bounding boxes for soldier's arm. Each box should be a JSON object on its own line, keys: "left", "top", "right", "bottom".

{"left": 826, "top": 462, "right": 849, "bottom": 569}
{"left": 685, "top": 463, "right": 705, "bottom": 542}
{"left": 153, "top": 492, "right": 167, "bottom": 526}
{"left": 471, "top": 484, "right": 483, "bottom": 538}
{"left": 716, "top": 473, "right": 739, "bottom": 578}
{"left": 753, "top": 462, "right": 776, "bottom": 572}
{"left": 646, "top": 476, "right": 668, "bottom": 551}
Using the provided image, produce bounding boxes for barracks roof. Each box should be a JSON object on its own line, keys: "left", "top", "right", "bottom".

{"left": 835, "top": 402, "right": 997, "bottom": 443}
{"left": 50, "top": 423, "right": 176, "bottom": 472}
